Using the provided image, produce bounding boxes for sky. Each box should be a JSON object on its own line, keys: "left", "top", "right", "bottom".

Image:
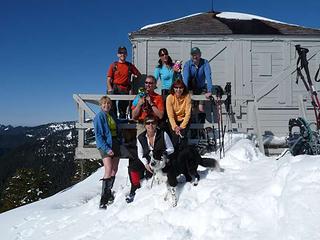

{"left": 1, "top": 0, "right": 320, "bottom": 126}
{"left": 1, "top": 134, "right": 320, "bottom": 239}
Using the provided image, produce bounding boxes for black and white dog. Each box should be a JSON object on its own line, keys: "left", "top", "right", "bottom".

{"left": 149, "top": 145, "right": 222, "bottom": 207}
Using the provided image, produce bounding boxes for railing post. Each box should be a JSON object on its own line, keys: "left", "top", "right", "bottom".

{"left": 78, "top": 105, "right": 85, "bottom": 180}
{"left": 253, "top": 100, "right": 265, "bottom": 153}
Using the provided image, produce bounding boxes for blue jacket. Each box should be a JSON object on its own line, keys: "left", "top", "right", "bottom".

{"left": 182, "top": 58, "right": 213, "bottom": 92}
{"left": 154, "top": 65, "right": 175, "bottom": 90}
{"left": 93, "top": 110, "right": 118, "bottom": 153}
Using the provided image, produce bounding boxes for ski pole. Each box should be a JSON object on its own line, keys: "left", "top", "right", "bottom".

{"left": 217, "top": 95, "right": 222, "bottom": 159}
{"left": 209, "top": 96, "right": 217, "bottom": 150}
{"left": 219, "top": 95, "right": 225, "bottom": 158}
{"left": 296, "top": 45, "right": 320, "bottom": 129}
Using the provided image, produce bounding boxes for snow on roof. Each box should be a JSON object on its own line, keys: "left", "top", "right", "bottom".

{"left": 216, "top": 12, "right": 286, "bottom": 24}
{"left": 140, "top": 11, "right": 298, "bottom": 30}
{"left": 140, "top": 12, "right": 203, "bottom": 30}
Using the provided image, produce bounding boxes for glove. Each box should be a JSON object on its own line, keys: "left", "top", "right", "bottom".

{"left": 213, "top": 85, "right": 224, "bottom": 97}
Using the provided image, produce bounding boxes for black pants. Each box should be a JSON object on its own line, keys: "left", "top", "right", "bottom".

{"left": 111, "top": 86, "right": 129, "bottom": 118}
{"left": 169, "top": 121, "right": 189, "bottom": 151}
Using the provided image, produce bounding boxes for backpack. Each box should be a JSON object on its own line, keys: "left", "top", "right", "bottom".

{"left": 112, "top": 61, "right": 132, "bottom": 82}
{"left": 111, "top": 61, "right": 133, "bottom": 93}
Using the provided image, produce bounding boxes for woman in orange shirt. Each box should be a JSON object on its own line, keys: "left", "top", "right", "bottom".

{"left": 166, "top": 79, "right": 191, "bottom": 150}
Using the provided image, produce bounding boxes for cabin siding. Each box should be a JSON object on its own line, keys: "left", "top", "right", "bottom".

{"left": 131, "top": 36, "right": 320, "bottom": 142}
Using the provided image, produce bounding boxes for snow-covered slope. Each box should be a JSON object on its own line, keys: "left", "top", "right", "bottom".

{"left": 1, "top": 134, "right": 320, "bottom": 240}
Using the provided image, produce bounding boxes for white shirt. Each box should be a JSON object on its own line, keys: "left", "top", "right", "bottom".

{"left": 137, "top": 131, "right": 174, "bottom": 165}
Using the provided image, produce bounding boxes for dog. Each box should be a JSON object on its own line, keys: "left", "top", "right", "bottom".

{"left": 149, "top": 152, "right": 178, "bottom": 207}
{"left": 166, "top": 145, "right": 221, "bottom": 187}
{"left": 149, "top": 152, "right": 169, "bottom": 185}
{"left": 149, "top": 146, "right": 222, "bottom": 207}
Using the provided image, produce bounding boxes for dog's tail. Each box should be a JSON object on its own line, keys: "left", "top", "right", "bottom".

{"left": 199, "top": 158, "right": 223, "bottom": 172}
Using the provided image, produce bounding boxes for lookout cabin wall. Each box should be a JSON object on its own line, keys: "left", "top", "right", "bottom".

{"left": 130, "top": 36, "right": 320, "bottom": 137}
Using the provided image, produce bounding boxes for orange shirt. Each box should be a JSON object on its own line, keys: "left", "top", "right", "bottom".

{"left": 107, "top": 61, "right": 140, "bottom": 86}
{"left": 166, "top": 93, "right": 191, "bottom": 130}
{"left": 131, "top": 92, "right": 164, "bottom": 121}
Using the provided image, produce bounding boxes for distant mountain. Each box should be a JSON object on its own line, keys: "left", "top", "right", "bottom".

{"left": 0, "top": 123, "right": 74, "bottom": 156}
{"left": 0, "top": 121, "right": 100, "bottom": 212}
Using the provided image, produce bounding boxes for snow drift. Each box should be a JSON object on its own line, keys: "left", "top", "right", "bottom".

{"left": 1, "top": 134, "right": 320, "bottom": 240}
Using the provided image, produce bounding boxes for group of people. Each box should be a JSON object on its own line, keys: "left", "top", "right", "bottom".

{"left": 94, "top": 45, "right": 213, "bottom": 208}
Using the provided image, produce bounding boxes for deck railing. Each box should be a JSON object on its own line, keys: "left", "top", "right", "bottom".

{"left": 73, "top": 94, "right": 257, "bottom": 159}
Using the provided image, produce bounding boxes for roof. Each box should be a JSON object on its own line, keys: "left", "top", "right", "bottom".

{"left": 129, "top": 12, "right": 320, "bottom": 38}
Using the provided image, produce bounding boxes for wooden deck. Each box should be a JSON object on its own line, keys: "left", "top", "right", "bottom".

{"left": 73, "top": 93, "right": 252, "bottom": 159}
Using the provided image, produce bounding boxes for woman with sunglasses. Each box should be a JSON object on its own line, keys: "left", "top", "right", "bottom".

{"left": 166, "top": 79, "right": 192, "bottom": 150}
{"left": 125, "top": 115, "right": 174, "bottom": 203}
{"left": 154, "top": 48, "right": 179, "bottom": 97}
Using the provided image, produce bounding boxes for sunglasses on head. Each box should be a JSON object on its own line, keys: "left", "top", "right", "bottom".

{"left": 145, "top": 81, "right": 154, "bottom": 85}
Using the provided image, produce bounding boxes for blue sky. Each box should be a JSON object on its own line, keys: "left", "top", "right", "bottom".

{"left": 1, "top": 0, "right": 319, "bottom": 126}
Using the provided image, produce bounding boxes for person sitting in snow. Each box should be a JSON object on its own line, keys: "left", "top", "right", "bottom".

{"left": 125, "top": 115, "right": 175, "bottom": 204}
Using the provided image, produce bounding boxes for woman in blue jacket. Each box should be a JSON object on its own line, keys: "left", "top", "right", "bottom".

{"left": 94, "top": 96, "right": 121, "bottom": 209}
{"left": 154, "top": 48, "right": 180, "bottom": 97}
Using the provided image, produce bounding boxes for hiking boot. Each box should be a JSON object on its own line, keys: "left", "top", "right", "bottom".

{"left": 125, "top": 192, "right": 135, "bottom": 203}
{"left": 99, "top": 195, "right": 109, "bottom": 209}
{"left": 99, "top": 178, "right": 113, "bottom": 209}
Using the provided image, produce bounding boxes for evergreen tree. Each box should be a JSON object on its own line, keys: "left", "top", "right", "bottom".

{"left": 0, "top": 167, "right": 51, "bottom": 212}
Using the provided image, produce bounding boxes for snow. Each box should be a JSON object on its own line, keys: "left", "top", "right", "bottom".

{"left": 48, "top": 123, "right": 71, "bottom": 132}
{"left": 66, "top": 131, "right": 72, "bottom": 140}
{"left": 141, "top": 13, "right": 203, "bottom": 30}
{"left": 26, "top": 134, "right": 33, "bottom": 138}
{"left": 216, "top": 12, "right": 287, "bottom": 24}
{"left": 263, "top": 135, "right": 287, "bottom": 145}
{"left": 1, "top": 134, "right": 320, "bottom": 240}
{"left": 140, "top": 12, "right": 296, "bottom": 30}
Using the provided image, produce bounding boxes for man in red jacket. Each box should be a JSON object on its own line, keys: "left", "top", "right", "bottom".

{"left": 107, "top": 46, "right": 141, "bottom": 119}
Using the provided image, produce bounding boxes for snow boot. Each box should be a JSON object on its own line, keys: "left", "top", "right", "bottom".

{"left": 110, "top": 176, "right": 116, "bottom": 199}
{"left": 99, "top": 178, "right": 114, "bottom": 209}
{"left": 110, "top": 176, "right": 116, "bottom": 188}
{"left": 125, "top": 192, "right": 136, "bottom": 203}
{"left": 125, "top": 185, "right": 138, "bottom": 203}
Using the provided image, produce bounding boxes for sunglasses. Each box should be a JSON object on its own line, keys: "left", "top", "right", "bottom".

{"left": 160, "top": 53, "right": 168, "bottom": 57}
{"left": 118, "top": 52, "right": 127, "bottom": 55}
{"left": 145, "top": 121, "right": 156, "bottom": 125}
{"left": 145, "top": 81, "right": 154, "bottom": 85}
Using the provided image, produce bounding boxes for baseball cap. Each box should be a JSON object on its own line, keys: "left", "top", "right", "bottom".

{"left": 118, "top": 46, "right": 127, "bottom": 54}
{"left": 190, "top": 47, "right": 201, "bottom": 55}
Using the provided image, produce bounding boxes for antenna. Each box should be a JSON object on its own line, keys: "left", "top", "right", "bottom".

{"left": 211, "top": 0, "right": 214, "bottom": 12}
